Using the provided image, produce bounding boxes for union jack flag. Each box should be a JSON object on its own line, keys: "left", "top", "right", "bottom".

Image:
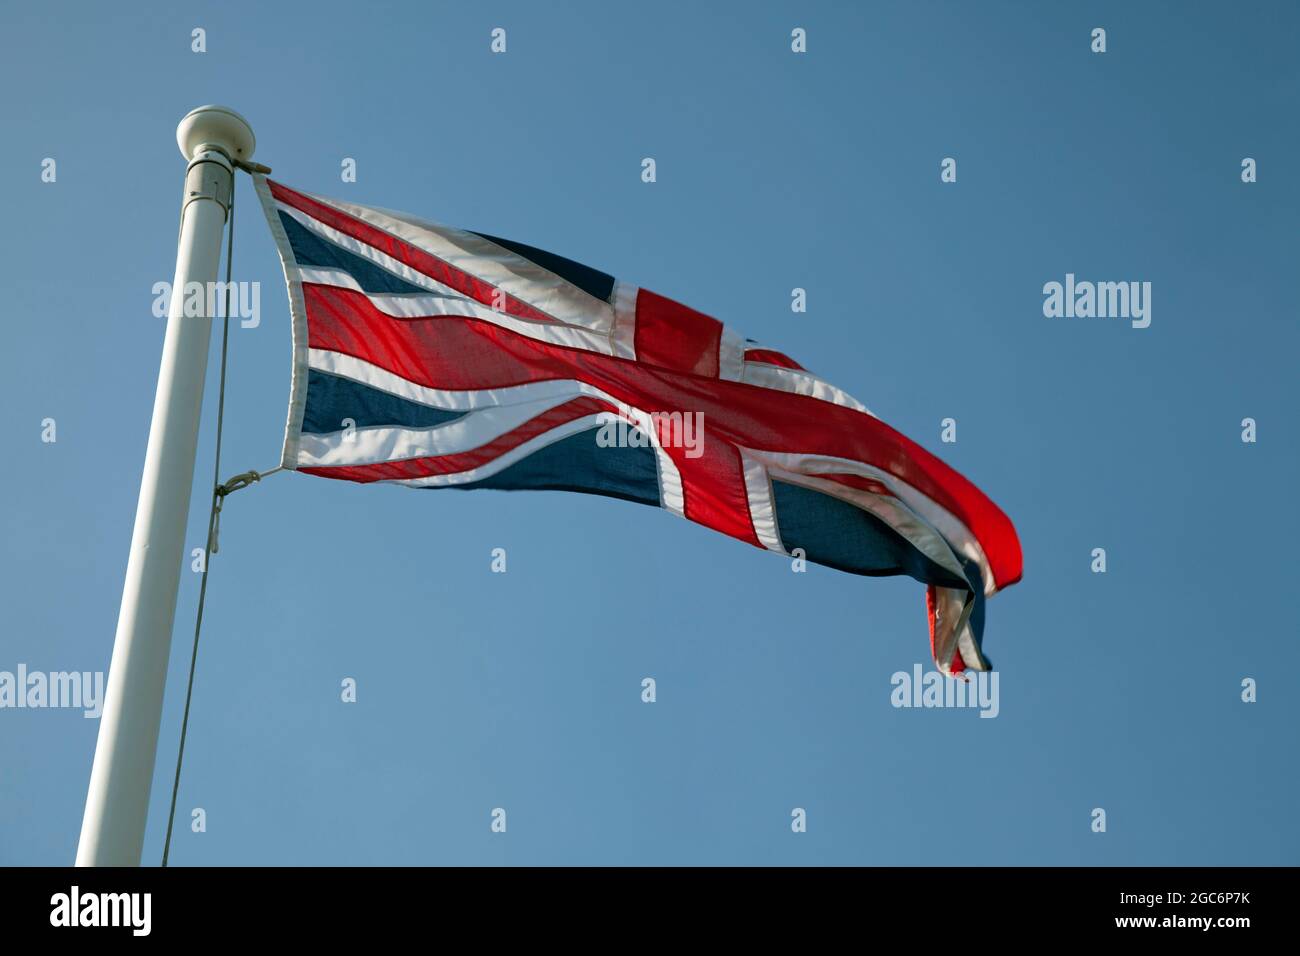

{"left": 255, "top": 177, "right": 1022, "bottom": 675}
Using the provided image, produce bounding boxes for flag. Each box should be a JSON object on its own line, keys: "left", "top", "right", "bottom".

{"left": 254, "top": 177, "right": 1022, "bottom": 674}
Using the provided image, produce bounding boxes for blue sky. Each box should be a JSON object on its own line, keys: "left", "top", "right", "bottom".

{"left": 1, "top": 0, "right": 1297, "bottom": 865}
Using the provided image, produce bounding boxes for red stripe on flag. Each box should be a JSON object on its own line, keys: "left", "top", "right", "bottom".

{"left": 743, "top": 348, "right": 804, "bottom": 371}
{"left": 301, "top": 283, "right": 547, "bottom": 391}
{"left": 670, "top": 443, "right": 762, "bottom": 546}
{"left": 634, "top": 288, "right": 723, "bottom": 377}
{"left": 268, "top": 179, "right": 555, "bottom": 325}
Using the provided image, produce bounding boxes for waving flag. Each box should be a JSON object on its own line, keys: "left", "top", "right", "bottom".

{"left": 254, "top": 177, "right": 1022, "bottom": 674}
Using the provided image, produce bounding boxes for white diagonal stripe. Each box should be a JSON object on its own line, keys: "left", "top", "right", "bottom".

{"left": 740, "top": 362, "right": 873, "bottom": 416}
{"left": 297, "top": 190, "right": 618, "bottom": 333}
{"left": 298, "top": 394, "right": 579, "bottom": 467}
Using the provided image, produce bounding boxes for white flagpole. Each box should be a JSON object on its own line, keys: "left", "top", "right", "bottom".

{"left": 76, "top": 106, "right": 256, "bottom": 866}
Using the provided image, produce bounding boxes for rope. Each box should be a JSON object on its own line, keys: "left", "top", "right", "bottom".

{"left": 160, "top": 173, "right": 284, "bottom": 867}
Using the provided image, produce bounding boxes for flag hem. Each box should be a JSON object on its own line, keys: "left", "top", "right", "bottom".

{"left": 251, "top": 175, "right": 309, "bottom": 470}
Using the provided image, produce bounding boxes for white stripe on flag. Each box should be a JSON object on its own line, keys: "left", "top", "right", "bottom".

{"left": 740, "top": 362, "right": 872, "bottom": 416}
{"left": 387, "top": 414, "right": 611, "bottom": 486}
{"left": 739, "top": 451, "right": 785, "bottom": 554}
{"left": 297, "top": 191, "right": 620, "bottom": 333}
{"left": 297, "top": 394, "right": 582, "bottom": 468}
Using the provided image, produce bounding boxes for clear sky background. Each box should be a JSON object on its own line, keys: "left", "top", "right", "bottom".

{"left": 1, "top": 1, "right": 1296, "bottom": 866}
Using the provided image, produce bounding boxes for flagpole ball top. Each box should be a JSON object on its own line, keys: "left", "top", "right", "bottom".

{"left": 176, "top": 105, "right": 256, "bottom": 162}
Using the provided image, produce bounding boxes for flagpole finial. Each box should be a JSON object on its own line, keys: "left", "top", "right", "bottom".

{"left": 176, "top": 105, "right": 255, "bottom": 163}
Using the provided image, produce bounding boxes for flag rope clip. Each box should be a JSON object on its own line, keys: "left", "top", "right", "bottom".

{"left": 208, "top": 466, "right": 283, "bottom": 554}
